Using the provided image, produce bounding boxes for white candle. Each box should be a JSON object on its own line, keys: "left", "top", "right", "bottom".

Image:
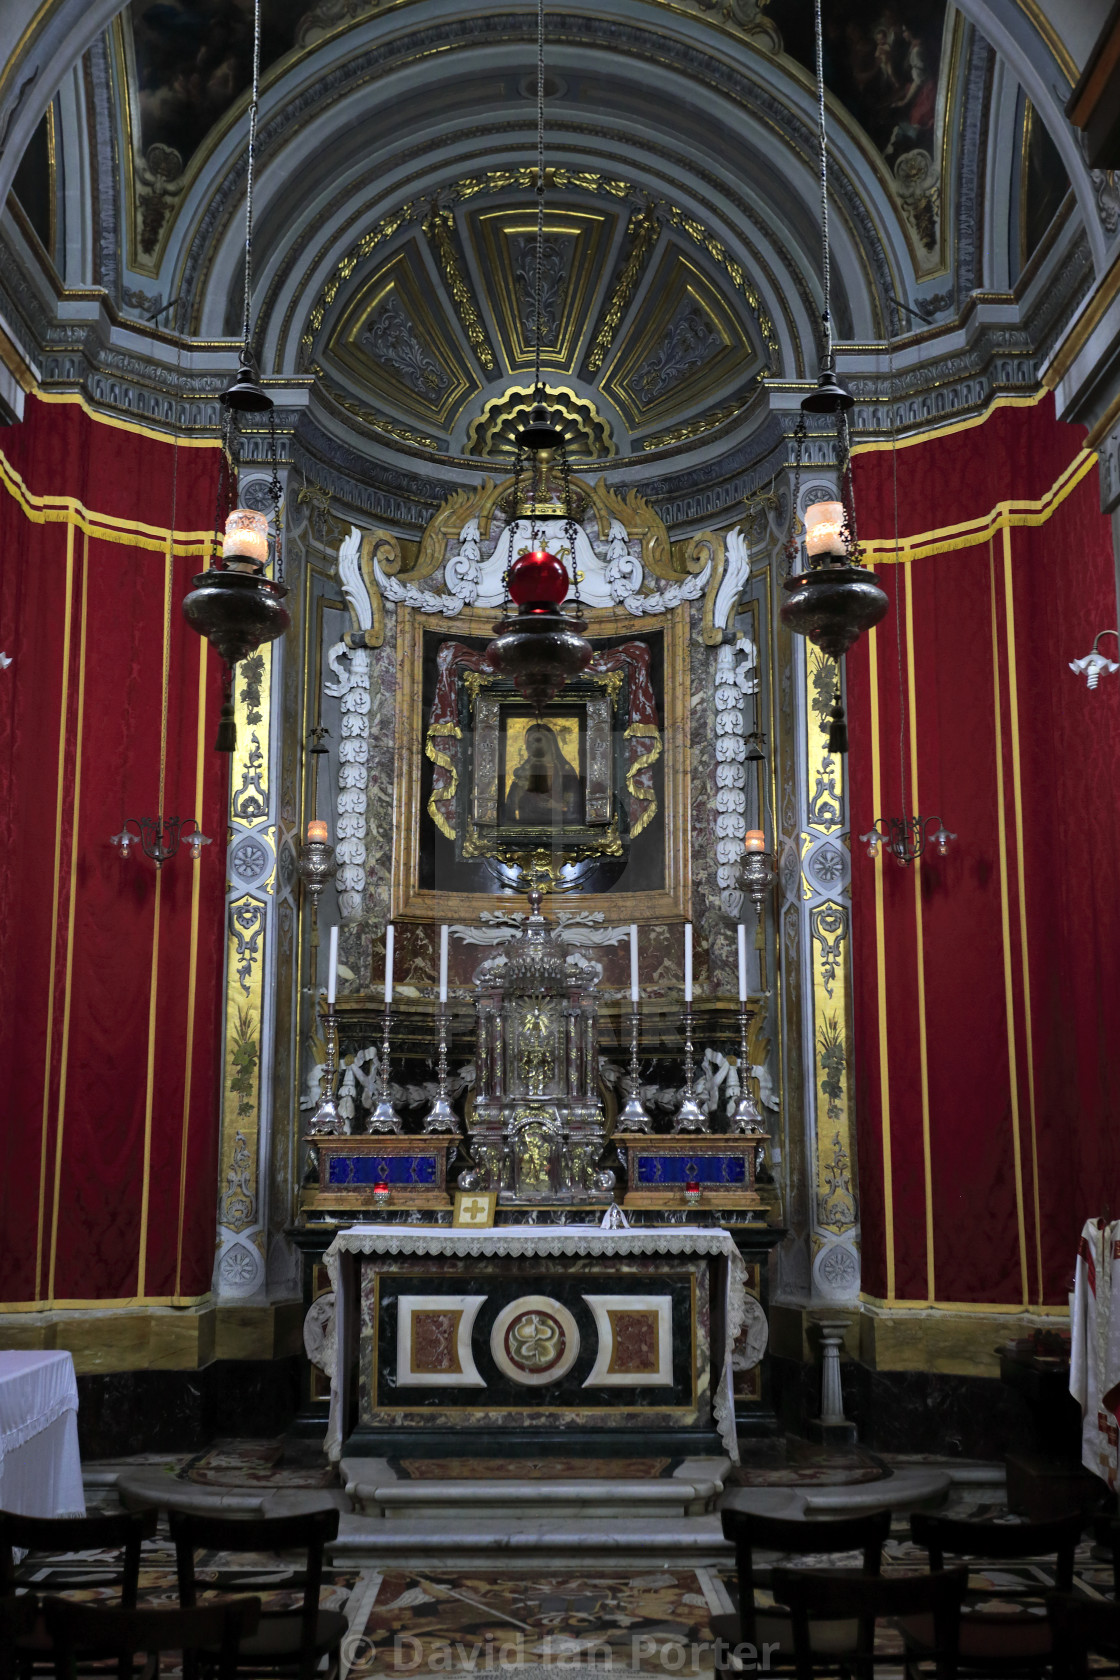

{"left": 737, "top": 922, "right": 748, "bottom": 1004}
{"left": 684, "top": 922, "right": 693, "bottom": 1002}
{"left": 384, "top": 923, "right": 394, "bottom": 1006}
{"left": 629, "top": 924, "right": 639, "bottom": 1004}
{"left": 439, "top": 924, "right": 449, "bottom": 1004}
{"left": 327, "top": 925, "right": 339, "bottom": 1006}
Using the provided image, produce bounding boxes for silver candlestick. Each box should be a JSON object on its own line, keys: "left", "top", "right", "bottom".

{"left": 729, "top": 1005, "right": 765, "bottom": 1134}
{"left": 617, "top": 1005, "right": 652, "bottom": 1132}
{"left": 673, "top": 1003, "right": 707, "bottom": 1133}
{"left": 423, "top": 1005, "right": 458, "bottom": 1133}
{"left": 368, "top": 1002, "right": 403, "bottom": 1132}
{"left": 308, "top": 1001, "right": 345, "bottom": 1136}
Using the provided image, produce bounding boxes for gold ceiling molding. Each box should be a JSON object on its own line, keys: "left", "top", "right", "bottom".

{"left": 586, "top": 204, "right": 662, "bottom": 375}
{"left": 467, "top": 205, "right": 616, "bottom": 374}
{"left": 329, "top": 244, "right": 480, "bottom": 428}
{"left": 309, "top": 364, "right": 440, "bottom": 450}
{"left": 600, "top": 250, "right": 757, "bottom": 428}
{"left": 423, "top": 203, "right": 497, "bottom": 372}
{"left": 303, "top": 167, "right": 778, "bottom": 364}
{"left": 466, "top": 382, "right": 615, "bottom": 460}
{"left": 641, "top": 398, "right": 743, "bottom": 451}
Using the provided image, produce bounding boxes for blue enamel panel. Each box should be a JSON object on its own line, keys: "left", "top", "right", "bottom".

{"left": 326, "top": 1153, "right": 439, "bottom": 1187}
{"left": 633, "top": 1152, "right": 747, "bottom": 1185}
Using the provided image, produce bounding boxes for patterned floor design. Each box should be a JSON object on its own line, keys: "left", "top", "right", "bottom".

{"left": 9, "top": 1451, "right": 1117, "bottom": 1676}
{"left": 726, "top": 1439, "right": 886, "bottom": 1488}
{"left": 177, "top": 1436, "right": 338, "bottom": 1489}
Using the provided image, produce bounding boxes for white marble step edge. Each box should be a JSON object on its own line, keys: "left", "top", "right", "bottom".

{"left": 328, "top": 1511, "right": 732, "bottom": 1564}
{"left": 347, "top": 1478, "right": 721, "bottom": 1507}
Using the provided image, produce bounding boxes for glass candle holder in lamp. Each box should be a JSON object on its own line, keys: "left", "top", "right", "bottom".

{"left": 744, "top": 830, "right": 767, "bottom": 852}
{"left": 222, "top": 508, "right": 269, "bottom": 569}
{"left": 307, "top": 819, "right": 328, "bottom": 843}
{"left": 804, "top": 500, "right": 847, "bottom": 560}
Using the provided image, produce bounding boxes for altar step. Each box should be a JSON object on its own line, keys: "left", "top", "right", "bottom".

{"left": 329, "top": 1510, "right": 732, "bottom": 1569}
{"left": 341, "top": 1456, "right": 729, "bottom": 1522}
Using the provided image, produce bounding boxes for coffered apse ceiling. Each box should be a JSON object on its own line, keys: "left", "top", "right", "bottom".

{"left": 0, "top": 0, "right": 1102, "bottom": 525}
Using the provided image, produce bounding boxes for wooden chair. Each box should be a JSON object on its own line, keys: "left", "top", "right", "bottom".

{"left": 168, "top": 1508, "right": 346, "bottom": 1680}
{"left": 1094, "top": 1512, "right": 1120, "bottom": 1598}
{"left": 902, "top": 1509, "right": 1083, "bottom": 1675}
{"left": 0, "top": 1596, "right": 39, "bottom": 1680}
{"left": 0, "top": 1509, "right": 158, "bottom": 1677}
{"left": 1047, "top": 1591, "right": 1120, "bottom": 1680}
{"left": 715, "top": 1506, "right": 892, "bottom": 1674}
{"left": 772, "top": 1565, "right": 967, "bottom": 1680}
{"left": 42, "top": 1595, "right": 260, "bottom": 1680}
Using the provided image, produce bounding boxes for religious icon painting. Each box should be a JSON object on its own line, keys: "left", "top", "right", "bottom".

{"left": 392, "top": 607, "right": 690, "bottom": 921}
{"left": 452, "top": 1189, "right": 498, "bottom": 1228}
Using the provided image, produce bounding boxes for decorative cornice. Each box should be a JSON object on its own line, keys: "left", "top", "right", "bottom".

{"left": 291, "top": 410, "right": 459, "bottom": 529}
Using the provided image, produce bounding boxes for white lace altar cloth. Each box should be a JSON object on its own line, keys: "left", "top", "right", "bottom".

{"left": 0, "top": 1351, "right": 85, "bottom": 1518}
{"left": 324, "top": 1224, "right": 748, "bottom": 1463}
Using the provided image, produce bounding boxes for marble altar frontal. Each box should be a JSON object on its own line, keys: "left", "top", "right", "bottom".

{"left": 325, "top": 1226, "right": 746, "bottom": 1463}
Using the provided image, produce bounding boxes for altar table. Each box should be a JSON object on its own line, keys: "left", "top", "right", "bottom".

{"left": 0, "top": 1351, "right": 85, "bottom": 1518}
{"left": 324, "top": 1224, "right": 748, "bottom": 1464}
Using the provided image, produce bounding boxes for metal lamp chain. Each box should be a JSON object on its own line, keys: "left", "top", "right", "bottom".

{"left": 534, "top": 0, "right": 545, "bottom": 398}
{"left": 813, "top": 0, "right": 833, "bottom": 368}
{"left": 241, "top": 0, "right": 263, "bottom": 355}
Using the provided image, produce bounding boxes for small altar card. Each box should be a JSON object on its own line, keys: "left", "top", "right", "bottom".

{"left": 452, "top": 1189, "right": 497, "bottom": 1228}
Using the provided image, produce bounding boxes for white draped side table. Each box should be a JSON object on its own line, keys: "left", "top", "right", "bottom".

{"left": 0, "top": 1351, "right": 85, "bottom": 1518}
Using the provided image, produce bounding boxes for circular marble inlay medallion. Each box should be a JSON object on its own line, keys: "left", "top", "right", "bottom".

{"left": 489, "top": 1295, "right": 580, "bottom": 1386}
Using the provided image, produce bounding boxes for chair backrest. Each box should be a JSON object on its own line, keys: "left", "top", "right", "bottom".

{"left": 911, "top": 1509, "right": 1084, "bottom": 1592}
{"left": 0, "top": 1594, "right": 39, "bottom": 1680}
{"left": 720, "top": 1506, "right": 892, "bottom": 1647}
{"left": 43, "top": 1594, "right": 261, "bottom": 1680}
{"left": 0, "top": 1509, "right": 158, "bottom": 1606}
{"left": 771, "top": 1565, "right": 967, "bottom": 1680}
{"left": 169, "top": 1507, "right": 340, "bottom": 1677}
{"left": 1047, "top": 1592, "right": 1120, "bottom": 1680}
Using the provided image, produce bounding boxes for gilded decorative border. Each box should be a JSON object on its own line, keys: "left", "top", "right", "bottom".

{"left": 391, "top": 602, "right": 691, "bottom": 922}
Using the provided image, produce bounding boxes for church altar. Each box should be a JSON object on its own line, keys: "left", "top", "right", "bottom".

{"left": 323, "top": 1223, "right": 748, "bottom": 1464}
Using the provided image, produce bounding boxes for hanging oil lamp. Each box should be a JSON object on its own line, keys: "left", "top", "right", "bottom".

{"left": 778, "top": 0, "right": 887, "bottom": 750}
{"left": 484, "top": 0, "right": 591, "bottom": 709}
{"left": 181, "top": 0, "right": 289, "bottom": 751}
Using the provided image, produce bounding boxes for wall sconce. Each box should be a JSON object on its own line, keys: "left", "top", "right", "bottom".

{"left": 860, "top": 816, "right": 956, "bottom": 867}
{"left": 1069, "top": 629, "right": 1119, "bottom": 690}
{"left": 111, "top": 817, "right": 211, "bottom": 868}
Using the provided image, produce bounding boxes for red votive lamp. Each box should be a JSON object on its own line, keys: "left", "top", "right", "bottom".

{"left": 684, "top": 1179, "right": 702, "bottom": 1205}
{"left": 743, "top": 830, "right": 767, "bottom": 852}
{"left": 307, "top": 819, "right": 328, "bottom": 843}
{"left": 508, "top": 547, "right": 569, "bottom": 607}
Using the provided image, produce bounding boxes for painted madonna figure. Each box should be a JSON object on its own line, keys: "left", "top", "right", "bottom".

{"left": 506, "top": 723, "right": 584, "bottom": 826}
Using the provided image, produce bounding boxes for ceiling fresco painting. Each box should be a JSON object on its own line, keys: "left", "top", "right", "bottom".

{"left": 776, "top": 0, "right": 952, "bottom": 266}
{"left": 119, "top": 0, "right": 957, "bottom": 277}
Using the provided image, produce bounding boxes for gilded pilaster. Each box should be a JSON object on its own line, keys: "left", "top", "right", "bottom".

{"left": 775, "top": 473, "right": 859, "bottom": 1306}
{"left": 214, "top": 485, "right": 287, "bottom": 1300}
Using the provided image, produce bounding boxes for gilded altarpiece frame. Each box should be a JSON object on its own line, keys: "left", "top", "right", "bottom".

{"left": 391, "top": 603, "right": 691, "bottom": 922}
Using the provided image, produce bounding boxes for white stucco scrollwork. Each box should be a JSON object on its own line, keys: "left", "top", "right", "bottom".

{"left": 714, "top": 630, "right": 759, "bottom": 917}
{"left": 324, "top": 526, "right": 375, "bottom": 919}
